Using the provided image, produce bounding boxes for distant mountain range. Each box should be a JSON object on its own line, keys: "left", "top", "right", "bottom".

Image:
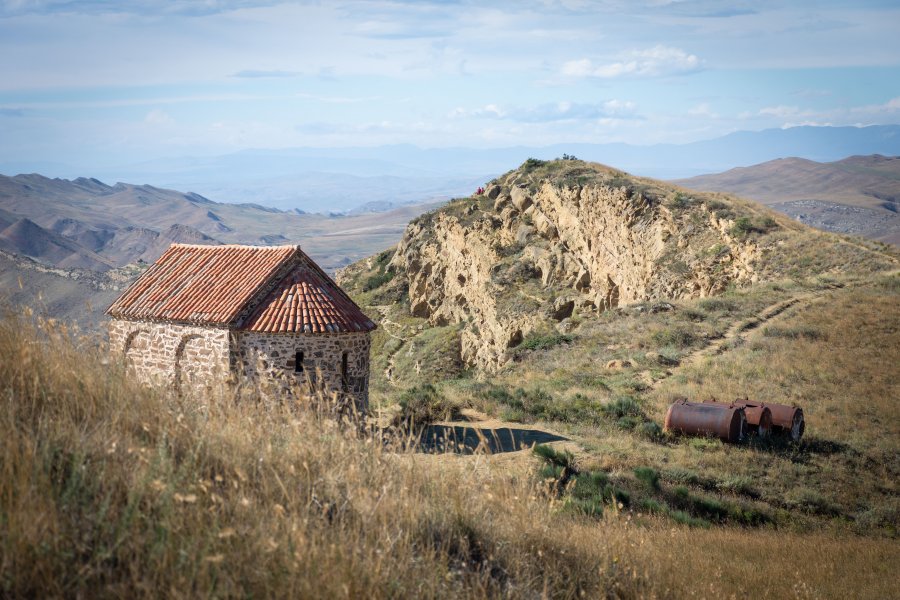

{"left": 0, "top": 173, "right": 441, "bottom": 274}
{"left": 675, "top": 155, "right": 900, "bottom": 244}
{"left": 4, "top": 125, "right": 899, "bottom": 214}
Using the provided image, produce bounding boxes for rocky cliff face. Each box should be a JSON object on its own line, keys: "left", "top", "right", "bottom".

{"left": 341, "top": 160, "right": 778, "bottom": 372}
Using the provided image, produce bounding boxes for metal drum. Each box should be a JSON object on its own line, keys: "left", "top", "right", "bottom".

{"left": 664, "top": 399, "right": 747, "bottom": 443}
{"left": 706, "top": 399, "right": 773, "bottom": 438}
{"left": 765, "top": 403, "right": 805, "bottom": 442}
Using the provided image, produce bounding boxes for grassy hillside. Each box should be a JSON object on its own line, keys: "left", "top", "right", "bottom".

{"left": 337, "top": 159, "right": 900, "bottom": 542}
{"left": 674, "top": 155, "right": 900, "bottom": 244}
{"left": 2, "top": 307, "right": 899, "bottom": 598}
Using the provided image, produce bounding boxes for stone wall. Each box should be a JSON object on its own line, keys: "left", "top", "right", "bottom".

{"left": 234, "top": 331, "right": 372, "bottom": 412}
{"left": 108, "top": 318, "right": 230, "bottom": 391}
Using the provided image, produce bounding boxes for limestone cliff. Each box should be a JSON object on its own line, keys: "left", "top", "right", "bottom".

{"left": 340, "top": 159, "right": 785, "bottom": 372}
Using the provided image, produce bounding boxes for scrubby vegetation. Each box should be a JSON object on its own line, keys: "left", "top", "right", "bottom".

{"left": 350, "top": 253, "right": 900, "bottom": 544}
{"left": 9, "top": 311, "right": 898, "bottom": 598}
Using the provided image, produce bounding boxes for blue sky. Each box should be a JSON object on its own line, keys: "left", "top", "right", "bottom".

{"left": 1, "top": 0, "right": 899, "bottom": 169}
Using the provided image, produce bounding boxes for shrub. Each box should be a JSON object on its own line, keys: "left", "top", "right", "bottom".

{"left": 671, "top": 193, "right": 693, "bottom": 209}
{"left": 652, "top": 328, "right": 697, "bottom": 348}
{"left": 601, "top": 396, "right": 642, "bottom": 419}
{"left": 763, "top": 326, "right": 825, "bottom": 341}
{"left": 533, "top": 444, "right": 578, "bottom": 494}
{"left": 730, "top": 216, "right": 777, "bottom": 237}
{"left": 634, "top": 467, "right": 661, "bottom": 490}
{"left": 393, "top": 384, "right": 460, "bottom": 430}
{"left": 522, "top": 158, "right": 547, "bottom": 171}
{"left": 518, "top": 332, "right": 573, "bottom": 352}
{"left": 698, "top": 298, "right": 737, "bottom": 313}
{"left": 363, "top": 270, "right": 393, "bottom": 291}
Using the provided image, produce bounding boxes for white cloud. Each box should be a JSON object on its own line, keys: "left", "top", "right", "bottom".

{"left": 451, "top": 100, "right": 639, "bottom": 123}
{"left": 758, "top": 105, "right": 806, "bottom": 118}
{"left": 688, "top": 102, "right": 718, "bottom": 118}
{"left": 562, "top": 46, "right": 702, "bottom": 78}
{"left": 144, "top": 109, "right": 174, "bottom": 126}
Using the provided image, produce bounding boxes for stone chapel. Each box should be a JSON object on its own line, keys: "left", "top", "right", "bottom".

{"left": 106, "top": 243, "right": 376, "bottom": 411}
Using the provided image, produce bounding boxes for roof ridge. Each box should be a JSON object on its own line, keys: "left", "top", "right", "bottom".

{"left": 169, "top": 243, "right": 301, "bottom": 250}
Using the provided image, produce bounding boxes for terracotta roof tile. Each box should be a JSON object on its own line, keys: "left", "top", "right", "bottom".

{"left": 241, "top": 254, "right": 376, "bottom": 333}
{"left": 107, "top": 243, "right": 376, "bottom": 334}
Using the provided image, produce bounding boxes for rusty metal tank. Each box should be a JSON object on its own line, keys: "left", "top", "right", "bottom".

{"left": 705, "top": 399, "right": 772, "bottom": 438}
{"left": 763, "top": 403, "right": 805, "bottom": 442}
{"left": 664, "top": 399, "right": 747, "bottom": 443}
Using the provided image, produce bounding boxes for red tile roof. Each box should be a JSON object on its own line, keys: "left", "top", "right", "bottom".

{"left": 107, "top": 244, "right": 376, "bottom": 334}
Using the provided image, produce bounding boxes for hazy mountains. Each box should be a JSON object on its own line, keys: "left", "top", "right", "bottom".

{"left": 7, "top": 125, "right": 900, "bottom": 215}
{"left": 0, "top": 173, "right": 440, "bottom": 274}
{"left": 675, "top": 155, "right": 900, "bottom": 244}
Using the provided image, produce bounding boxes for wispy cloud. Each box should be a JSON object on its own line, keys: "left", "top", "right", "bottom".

{"left": 0, "top": 0, "right": 284, "bottom": 17}
{"left": 295, "top": 92, "right": 380, "bottom": 104}
{"left": 562, "top": 46, "right": 702, "bottom": 78}
{"left": 232, "top": 69, "right": 299, "bottom": 79}
{"left": 451, "top": 100, "right": 639, "bottom": 122}
{"left": 0, "top": 107, "right": 24, "bottom": 117}
{"left": 144, "top": 109, "right": 174, "bottom": 126}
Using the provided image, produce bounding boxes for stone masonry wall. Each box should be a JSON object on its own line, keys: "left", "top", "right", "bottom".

{"left": 234, "top": 331, "right": 372, "bottom": 412}
{"left": 108, "top": 318, "right": 230, "bottom": 391}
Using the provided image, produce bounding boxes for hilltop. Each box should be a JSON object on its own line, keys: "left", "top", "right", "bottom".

{"left": 675, "top": 155, "right": 900, "bottom": 244}
{"left": 339, "top": 158, "right": 896, "bottom": 375}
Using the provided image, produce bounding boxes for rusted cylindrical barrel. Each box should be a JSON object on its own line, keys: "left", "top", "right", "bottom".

{"left": 664, "top": 399, "right": 746, "bottom": 443}
{"left": 706, "top": 400, "right": 773, "bottom": 438}
{"left": 765, "top": 403, "right": 805, "bottom": 442}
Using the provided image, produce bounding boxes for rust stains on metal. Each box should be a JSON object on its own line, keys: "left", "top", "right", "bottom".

{"left": 763, "top": 403, "right": 805, "bottom": 442}
{"left": 705, "top": 399, "right": 773, "bottom": 438}
{"left": 664, "top": 398, "right": 747, "bottom": 443}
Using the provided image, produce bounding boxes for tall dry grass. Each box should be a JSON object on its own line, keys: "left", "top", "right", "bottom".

{"left": 0, "top": 311, "right": 622, "bottom": 597}
{"left": 2, "top": 310, "right": 898, "bottom": 598}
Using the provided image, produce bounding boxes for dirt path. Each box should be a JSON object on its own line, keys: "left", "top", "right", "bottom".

{"left": 371, "top": 305, "right": 413, "bottom": 387}
{"left": 648, "top": 289, "right": 828, "bottom": 391}
{"left": 836, "top": 237, "right": 899, "bottom": 265}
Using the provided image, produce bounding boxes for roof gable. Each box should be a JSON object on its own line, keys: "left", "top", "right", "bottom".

{"left": 240, "top": 253, "right": 377, "bottom": 333}
{"left": 107, "top": 243, "right": 375, "bottom": 333}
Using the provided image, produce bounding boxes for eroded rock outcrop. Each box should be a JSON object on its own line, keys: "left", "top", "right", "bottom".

{"left": 354, "top": 160, "right": 768, "bottom": 372}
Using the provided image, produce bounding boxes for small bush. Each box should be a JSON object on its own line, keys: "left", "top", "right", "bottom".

{"left": 533, "top": 444, "right": 576, "bottom": 471}
{"left": 522, "top": 158, "right": 547, "bottom": 171}
{"left": 363, "top": 270, "right": 393, "bottom": 291}
{"left": 601, "top": 396, "right": 643, "bottom": 419}
{"left": 671, "top": 193, "right": 693, "bottom": 209}
{"left": 664, "top": 468, "right": 703, "bottom": 486}
{"left": 518, "top": 332, "right": 573, "bottom": 352}
{"left": 651, "top": 328, "right": 696, "bottom": 348}
{"left": 393, "top": 384, "right": 460, "bottom": 430}
{"left": 730, "top": 216, "right": 777, "bottom": 237}
{"left": 639, "top": 498, "right": 666, "bottom": 514}
{"left": 717, "top": 476, "right": 758, "bottom": 498}
{"left": 763, "top": 326, "right": 825, "bottom": 341}
{"left": 698, "top": 298, "right": 737, "bottom": 313}
{"left": 638, "top": 421, "right": 664, "bottom": 441}
{"left": 669, "top": 510, "right": 711, "bottom": 528}
{"left": 634, "top": 467, "right": 661, "bottom": 490}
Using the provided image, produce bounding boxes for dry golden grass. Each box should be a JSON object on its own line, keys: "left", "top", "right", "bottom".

{"left": 2, "top": 309, "right": 899, "bottom": 598}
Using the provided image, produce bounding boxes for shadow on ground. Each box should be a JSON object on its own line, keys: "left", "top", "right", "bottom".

{"left": 416, "top": 425, "right": 568, "bottom": 455}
